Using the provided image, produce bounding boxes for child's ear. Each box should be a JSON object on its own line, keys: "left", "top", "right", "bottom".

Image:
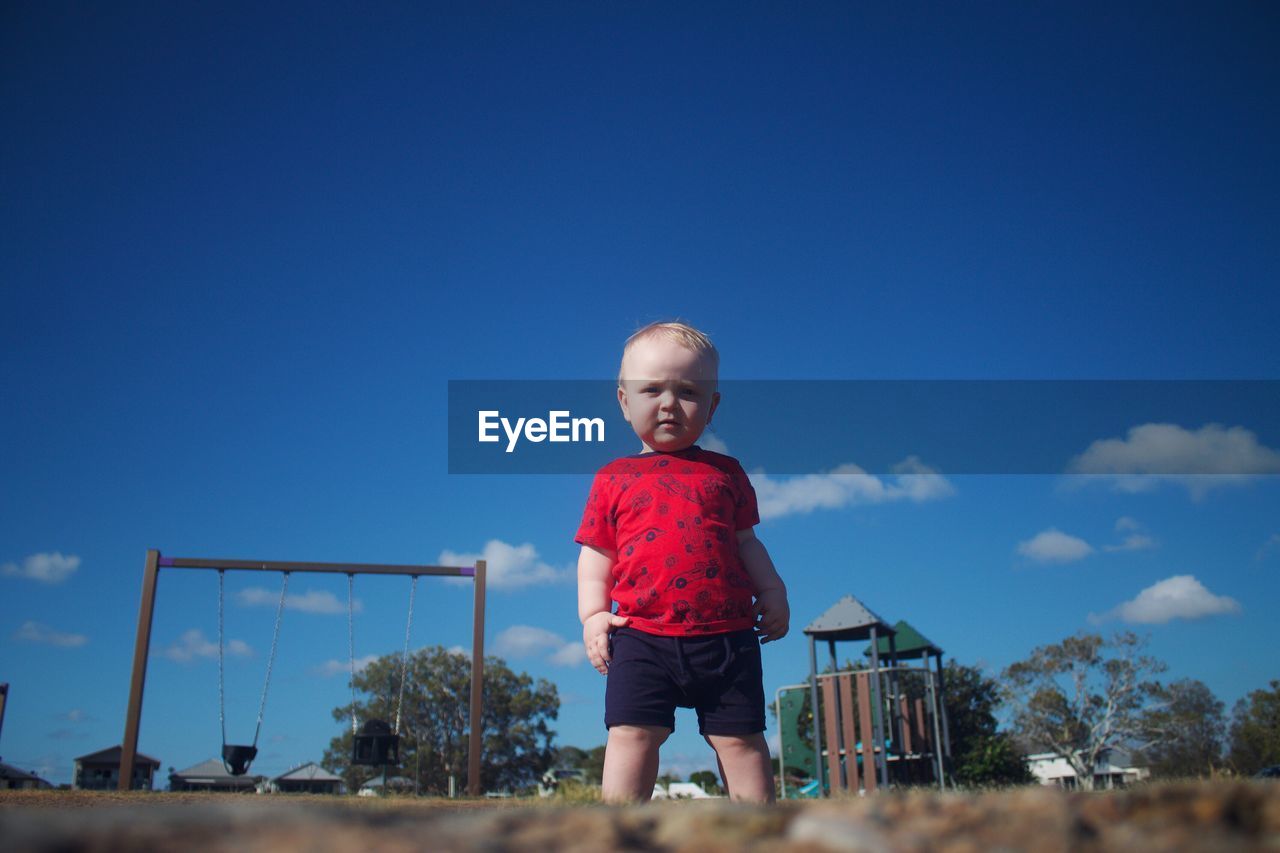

{"left": 708, "top": 390, "right": 721, "bottom": 424}
{"left": 616, "top": 383, "right": 632, "bottom": 423}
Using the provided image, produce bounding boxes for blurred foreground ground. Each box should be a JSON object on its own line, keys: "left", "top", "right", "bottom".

{"left": 3, "top": 781, "right": 1278, "bottom": 851}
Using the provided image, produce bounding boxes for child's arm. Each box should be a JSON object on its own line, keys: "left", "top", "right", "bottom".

{"left": 578, "top": 544, "right": 628, "bottom": 674}
{"left": 737, "top": 529, "right": 789, "bottom": 643}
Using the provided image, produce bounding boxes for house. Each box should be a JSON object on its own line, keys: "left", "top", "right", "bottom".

{"left": 74, "top": 746, "right": 161, "bottom": 791}
{"left": 666, "top": 781, "right": 716, "bottom": 799}
{"left": 263, "top": 762, "right": 344, "bottom": 795}
{"left": 358, "top": 772, "right": 415, "bottom": 796}
{"left": 1, "top": 760, "right": 52, "bottom": 790}
{"left": 168, "top": 758, "right": 261, "bottom": 792}
{"left": 1026, "top": 748, "right": 1150, "bottom": 790}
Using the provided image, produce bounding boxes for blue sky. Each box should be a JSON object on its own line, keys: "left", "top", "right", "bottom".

{"left": 2, "top": 2, "right": 1278, "bottom": 786}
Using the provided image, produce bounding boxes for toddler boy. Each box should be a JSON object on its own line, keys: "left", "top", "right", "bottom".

{"left": 575, "top": 321, "right": 789, "bottom": 803}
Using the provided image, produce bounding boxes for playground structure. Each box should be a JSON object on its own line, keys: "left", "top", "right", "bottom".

{"left": 119, "top": 550, "right": 487, "bottom": 793}
{"left": 776, "top": 595, "right": 951, "bottom": 797}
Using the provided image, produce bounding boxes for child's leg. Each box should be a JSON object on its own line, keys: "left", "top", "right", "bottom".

{"left": 705, "top": 732, "right": 775, "bottom": 803}
{"left": 602, "top": 724, "right": 670, "bottom": 803}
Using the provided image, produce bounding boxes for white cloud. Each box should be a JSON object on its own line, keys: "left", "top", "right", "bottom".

{"left": 313, "top": 654, "right": 378, "bottom": 678}
{"left": 59, "top": 709, "right": 92, "bottom": 723}
{"left": 163, "top": 629, "right": 252, "bottom": 663}
{"left": 1016, "top": 529, "right": 1094, "bottom": 564}
{"left": 1257, "top": 534, "right": 1280, "bottom": 562}
{"left": 1103, "top": 534, "right": 1157, "bottom": 553}
{"left": 1, "top": 552, "right": 80, "bottom": 584}
{"left": 237, "top": 586, "right": 357, "bottom": 614}
{"left": 699, "top": 432, "right": 731, "bottom": 455}
{"left": 1096, "top": 575, "right": 1241, "bottom": 625}
{"left": 1115, "top": 516, "right": 1141, "bottom": 532}
{"left": 447, "top": 645, "right": 470, "bottom": 658}
{"left": 750, "top": 456, "right": 954, "bottom": 521}
{"left": 438, "top": 540, "right": 572, "bottom": 590}
{"left": 1067, "top": 423, "right": 1280, "bottom": 497}
{"left": 493, "top": 625, "right": 583, "bottom": 667}
{"left": 14, "top": 621, "right": 87, "bottom": 647}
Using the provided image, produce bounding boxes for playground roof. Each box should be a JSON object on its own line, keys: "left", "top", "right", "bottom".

{"left": 802, "top": 594, "right": 895, "bottom": 642}
{"left": 862, "top": 620, "right": 944, "bottom": 660}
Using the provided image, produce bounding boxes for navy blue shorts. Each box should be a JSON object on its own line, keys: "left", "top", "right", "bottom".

{"left": 604, "top": 627, "right": 766, "bottom": 736}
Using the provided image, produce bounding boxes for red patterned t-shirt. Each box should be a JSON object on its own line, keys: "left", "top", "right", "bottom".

{"left": 575, "top": 445, "right": 760, "bottom": 636}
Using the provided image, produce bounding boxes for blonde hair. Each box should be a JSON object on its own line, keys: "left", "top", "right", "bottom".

{"left": 618, "top": 321, "right": 719, "bottom": 384}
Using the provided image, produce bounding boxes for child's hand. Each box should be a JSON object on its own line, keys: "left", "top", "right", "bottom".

{"left": 751, "top": 588, "right": 790, "bottom": 643}
{"left": 583, "top": 611, "right": 630, "bottom": 675}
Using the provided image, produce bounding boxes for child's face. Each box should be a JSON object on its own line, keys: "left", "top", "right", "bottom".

{"left": 617, "top": 336, "right": 720, "bottom": 453}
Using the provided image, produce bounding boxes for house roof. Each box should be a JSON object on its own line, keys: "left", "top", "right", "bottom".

{"left": 74, "top": 745, "right": 161, "bottom": 767}
{"left": 170, "top": 758, "right": 261, "bottom": 783}
{"left": 0, "top": 761, "right": 50, "bottom": 784}
{"left": 803, "top": 595, "right": 895, "bottom": 642}
{"left": 862, "top": 620, "right": 943, "bottom": 660}
{"left": 274, "top": 762, "right": 342, "bottom": 782}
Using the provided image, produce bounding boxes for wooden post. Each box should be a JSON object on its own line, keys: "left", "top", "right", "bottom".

{"left": 821, "top": 678, "right": 842, "bottom": 791}
{"left": 120, "top": 549, "right": 160, "bottom": 790}
{"left": 856, "top": 672, "right": 877, "bottom": 793}
{"left": 467, "top": 559, "right": 486, "bottom": 796}
{"left": 838, "top": 674, "right": 859, "bottom": 793}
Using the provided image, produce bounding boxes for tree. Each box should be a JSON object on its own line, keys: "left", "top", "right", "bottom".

{"left": 688, "top": 769, "right": 723, "bottom": 794}
{"left": 321, "top": 646, "right": 559, "bottom": 795}
{"left": 1003, "top": 632, "right": 1165, "bottom": 791}
{"left": 1227, "top": 680, "right": 1280, "bottom": 776}
{"left": 940, "top": 661, "right": 1034, "bottom": 787}
{"left": 1138, "top": 678, "right": 1225, "bottom": 778}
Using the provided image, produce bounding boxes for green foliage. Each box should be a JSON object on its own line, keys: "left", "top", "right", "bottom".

{"left": 321, "top": 646, "right": 559, "bottom": 795}
{"left": 1227, "top": 680, "right": 1280, "bottom": 776}
{"left": 1138, "top": 678, "right": 1225, "bottom": 778}
{"left": 555, "top": 744, "right": 606, "bottom": 784}
{"left": 940, "top": 661, "right": 1034, "bottom": 787}
{"left": 1003, "top": 632, "right": 1164, "bottom": 791}
{"left": 688, "top": 769, "right": 723, "bottom": 794}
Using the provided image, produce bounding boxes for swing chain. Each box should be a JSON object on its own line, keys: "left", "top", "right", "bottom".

{"left": 347, "top": 573, "right": 358, "bottom": 736}
{"left": 394, "top": 576, "right": 418, "bottom": 735}
{"left": 252, "top": 571, "right": 289, "bottom": 748}
{"left": 217, "top": 570, "right": 227, "bottom": 751}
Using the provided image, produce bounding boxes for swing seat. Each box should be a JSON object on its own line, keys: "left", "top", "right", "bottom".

{"left": 352, "top": 719, "right": 400, "bottom": 766}
{"left": 222, "top": 744, "right": 258, "bottom": 776}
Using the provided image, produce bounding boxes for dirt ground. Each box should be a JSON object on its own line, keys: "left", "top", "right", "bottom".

{"left": 3, "top": 782, "right": 1278, "bottom": 851}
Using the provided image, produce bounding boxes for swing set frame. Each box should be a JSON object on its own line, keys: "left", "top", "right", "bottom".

{"left": 119, "top": 549, "right": 487, "bottom": 794}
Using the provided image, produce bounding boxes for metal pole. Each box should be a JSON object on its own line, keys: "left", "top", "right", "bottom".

{"left": 0, "top": 683, "right": 9, "bottom": 746}
{"left": 936, "top": 653, "right": 954, "bottom": 781}
{"left": 467, "top": 560, "right": 486, "bottom": 796}
{"left": 888, "top": 634, "right": 904, "bottom": 762}
{"left": 927, "top": 667, "right": 946, "bottom": 790}
{"left": 120, "top": 549, "right": 160, "bottom": 790}
{"left": 808, "top": 635, "right": 823, "bottom": 796}
{"left": 868, "top": 626, "right": 888, "bottom": 789}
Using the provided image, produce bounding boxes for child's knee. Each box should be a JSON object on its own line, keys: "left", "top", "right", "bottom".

{"left": 609, "top": 724, "right": 671, "bottom": 751}
{"left": 705, "top": 732, "right": 768, "bottom": 755}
